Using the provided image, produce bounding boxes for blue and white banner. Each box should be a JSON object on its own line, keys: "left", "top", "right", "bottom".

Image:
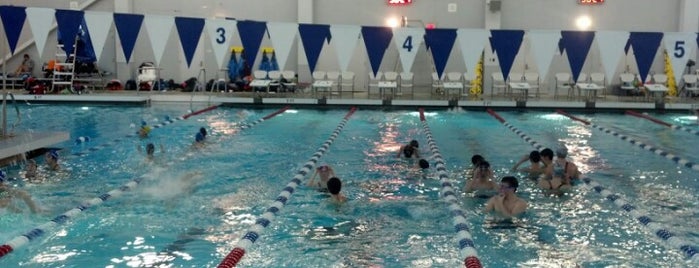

{"left": 663, "top": 32, "right": 696, "bottom": 84}
{"left": 206, "top": 18, "right": 236, "bottom": 68}
{"left": 175, "top": 16, "right": 205, "bottom": 68}
{"left": 425, "top": 28, "right": 457, "bottom": 79}
{"left": 84, "top": 11, "right": 113, "bottom": 62}
{"left": 393, "top": 27, "right": 425, "bottom": 73}
{"left": 114, "top": 13, "right": 144, "bottom": 63}
{"left": 527, "top": 30, "right": 560, "bottom": 80}
{"left": 144, "top": 14, "right": 174, "bottom": 66}
{"left": 361, "top": 26, "right": 393, "bottom": 76}
{"left": 560, "top": 31, "right": 595, "bottom": 82}
{"left": 298, "top": 23, "right": 331, "bottom": 73}
{"left": 490, "top": 30, "right": 524, "bottom": 81}
{"left": 456, "top": 28, "right": 488, "bottom": 74}
{"left": 236, "top": 20, "right": 267, "bottom": 68}
{"left": 629, "top": 32, "right": 663, "bottom": 82}
{"left": 55, "top": 9, "right": 84, "bottom": 57}
{"left": 0, "top": 6, "right": 26, "bottom": 55}
{"left": 596, "top": 31, "right": 629, "bottom": 81}
{"left": 330, "top": 24, "right": 361, "bottom": 72}
{"left": 25, "top": 8, "right": 54, "bottom": 58}
{"left": 266, "top": 22, "right": 297, "bottom": 71}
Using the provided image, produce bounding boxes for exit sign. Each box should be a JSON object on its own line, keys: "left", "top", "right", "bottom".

{"left": 388, "top": 0, "right": 413, "bottom": 5}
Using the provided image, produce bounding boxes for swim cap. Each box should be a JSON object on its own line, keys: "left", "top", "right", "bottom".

{"left": 199, "top": 127, "right": 207, "bottom": 138}
{"left": 555, "top": 147, "right": 568, "bottom": 158}
{"left": 49, "top": 150, "right": 59, "bottom": 160}
{"left": 410, "top": 140, "right": 419, "bottom": 148}
{"left": 141, "top": 126, "right": 152, "bottom": 133}
{"left": 419, "top": 159, "right": 429, "bottom": 169}
{"left": 0, "top": 170, "right": 6, "bottom": 181}
{"left": 141, "top": 120, "right": 147, "bottom": 126}
{"left": 195, "top": 132, "right": 204, "bottom": 142}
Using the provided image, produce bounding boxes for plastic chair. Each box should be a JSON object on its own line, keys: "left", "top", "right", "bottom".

{"left": 281, "top": 71, "right": 297, "bottom": 92}
{"left": 524, "top": 72, "right": 539, "bottom": 99}
{"left": 590, "top": 72, "right": 606, "bottom": 97}
{"left": 463, "top": 72, "right": 476, "bottom": 96}
{"left": 399, "top": 72, "right": 414, "bottom": 96}
{"left": 369, "top": 72, "right": 383, "bottom": 96}
{"left": 267, "top": 70, "right": 281, "bottom": 92}
{"left": 381, "top": 71, "right": 399, "bottom": 97}
{"left": 326, "top": 71, "right": 341, "bottom": 94}
{"left": 432, "top": 72, "right": 445, "bottom": 95}
{"left": 340, "top": 71, "right": 355, "bottom": 92}
{"left": 554, "top": 73, "right": 572, "bottom": 100}
{"left": 682, "top": 74, "right": 699, "bottom": 99}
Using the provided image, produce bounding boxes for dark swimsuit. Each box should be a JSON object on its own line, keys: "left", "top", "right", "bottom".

{"left": 403, "top": 146, "right": 415, "bottom": 158}
{"left": 547, "top": 162, "right": 571, "bottom": 190}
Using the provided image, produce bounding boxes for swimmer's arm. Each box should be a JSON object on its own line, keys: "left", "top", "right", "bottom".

{"left": 396, "top": 146, "right": 404, "bottom": 157}
{"left": 306, "top": 170, "right": 319, "bottom": 186}
{"left": 511, "top": 155, "right": 528, "bottom": 171}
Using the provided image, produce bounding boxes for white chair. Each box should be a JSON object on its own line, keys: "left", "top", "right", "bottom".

{"left": 326, "top": 71, "right": 341, "bottom": 94}
{"left": 554, "top": 73, "right": 572, "bottom": 100}
{"left": 312, "top": 71, "right": 329, "bottom": 96}
{"left": 445, "top": 72, "right": 464, "bottom": 96}
{"left": 682, "top": 74, "right": 699, "bottom": 99}
{"left": 381, "top": 71, "right": 399, "bottom": 97}
{"left": 399, "top": 72, "right": 414, "bottom": 96}
{"left": 267, "top": 70, "right": 281, "bottom": 92}
{"left": 619, "top": 73, "right": 638, "bottom": 99}
{"left": 281, "top": 70, "right": 297, "bottom": 92}
{"left": 251, "top": 70, "right": 270, "bottom": 92}
{"left": 652, "top": 74, "right": 667, "bottom": 85}
{"left": 253, "top": 70, "right": 268, "bottom": 80}
{"left": 524, "top": 72, "right": 540, "bottom": 99}
{"left": 507, "top": 73, "right": 523, "bottom": 98}
{"left": 340, "top": 71, "right": 355, "bottom": 92}
{"left": 432, "top": 72, "right": 445, "bottom": 95}
{"left": 368, "top": 72, "right": 383, "bottom": 96}
{"left": 590, "top": 72, "right": 606, "bottom": 98}
{"left": 491, "top": 72, "right": 506, "bottom": 99}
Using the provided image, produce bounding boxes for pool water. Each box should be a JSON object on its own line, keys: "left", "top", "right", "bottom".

{"left": 1, "top": 104, "right": 698, "bottom": 267}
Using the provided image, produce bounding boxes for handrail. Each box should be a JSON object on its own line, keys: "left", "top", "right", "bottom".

{"left": 485, "top": 109, "right": 698, "bottom": 262}
{"left": 0, "top": 106, "right": 290, "bottom": 260}
{"left": 418, "top": 108, "right": 483, "bottom": 268}
{"left": 7, "top": 92, "right": 20, "bottom": 135}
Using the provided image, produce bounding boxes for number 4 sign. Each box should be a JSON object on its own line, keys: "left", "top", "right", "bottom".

{"left": 392, "top": 27, "right": 425, "bottom": 72}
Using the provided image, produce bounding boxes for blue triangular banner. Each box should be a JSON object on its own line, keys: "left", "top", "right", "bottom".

{"left": 490, "top": 30, "right": 524, "bottom": 81}
{"left": 361, "top": 26, "right": 393, "bottom": 76}
{"left": 424, "top": 28, "right": 457, "bottom": 79}
{"left": 55, "top": 9, "right": 84, "bottom": 56}
{"left": 175, "top": 16, "right": 205, "bottom": 68}
{"left": 113, "top": 13, "right": 144, "bottom": 63}
{"left": 560, "top": 31, "right": 595, "bottom": 82}
{"left": 236, "top": 20, "right": 267, "bottom": 68}
{"left": 298, "top": 23, "right": 331, "bottom": 73}
{"left": 0, "top": 6, "right": 26, "bottom": 54}
{"left": 629, "top": 32, "right": 663, "bottom": 82}
{"left": 558, "top": 38, "right": 564, "bottom": 54}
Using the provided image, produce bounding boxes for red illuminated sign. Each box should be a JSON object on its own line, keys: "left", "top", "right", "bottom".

{"left": 388, "top": 0, "right": 413, "bottom": 5}
{"left": 579, "top": 0, "right": 604, "bottom": 4}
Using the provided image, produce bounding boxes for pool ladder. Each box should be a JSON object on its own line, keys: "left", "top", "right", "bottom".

{"left": 1, "top": 92, "right": 21, "bottom": 138}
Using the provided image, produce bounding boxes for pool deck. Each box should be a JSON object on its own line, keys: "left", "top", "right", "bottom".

{"left": 4, "top": 88, "right": 699, "bottom": 110}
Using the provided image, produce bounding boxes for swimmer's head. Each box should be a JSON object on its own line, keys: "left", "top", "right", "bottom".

{"left": 500, "top": 176, "right": 519, "bottom": 192}
{"left": 0, "top": 170, "right": 6, "bottom": 181}
{"left": 418, "top": 159, "right": 429, "bottom": 169}
{"left": 555, "top": 146, "right": 568, "bottom": 158}
{"left": 195, "top": 132, "right": 205, "bottom": 143}
{"left": 529, "top": 150, "right": 541, "bottom": 163}
{"left": 317, "top": 165, "right": 329, "bottom": 171}
{"left": 471, "top": 154, "right": 485, "bottom": 165}
{"left": 141, "top": 120, "right": 147, "bottom": 126}
{"left": 410, "top": 140, "right": 419, "bottom": 148}
{"left": 199, "top": 127, "right": 207, "bottom": 138}
{"left": 327, "top": 177, "right": 342, "bottom": 195}
{"left": 146, "top": 143, "right": 155, "bottom": 155}
{"left": 47, "top": 150, "right": 59, "bottom": 160}
{"left": 540, "top": 148, "right": 554, "bottom": 160}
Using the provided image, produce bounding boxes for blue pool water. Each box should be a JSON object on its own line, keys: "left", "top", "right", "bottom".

{"left": 1, "top": 104, "right": 698, "bottom": 267}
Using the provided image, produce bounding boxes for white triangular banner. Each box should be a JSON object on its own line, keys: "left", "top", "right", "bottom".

{"left": 526, "top": 30, "right": 560, "bottom": 80}
{"left": 205, "top": 19, "right": 236, "bottom": 68}
{"left": 144, "top": 14, "right": 174, "bottom": 66}
{"left": 330, "top": 24, "right": 361, "bottom": 72}
{"left": 392, "top": 27, "right": 425, "bottom": 72}
{"left": 84, "top": 11, "right": 113, "bottom": 62}
{"left": 456, "top": 28, "right": 488, "bottom": 74}
{"left": 596, "top": 31, "right": 629, "bottom": 82}
{"left": 663, "top": 32, "right": 696, "bottom": 84}
{"left": 25, "top": 7, "right": 55, "bottom": 59}
{"left": 266, "top": 22, "right": 297, "bottom": 71}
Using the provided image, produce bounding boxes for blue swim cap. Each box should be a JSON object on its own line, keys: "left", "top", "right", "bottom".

{"left": 195, "top": 132, "right": 204, "bottom": 142}
{"left": 0, "top": 170, "right": 6, "bottom": 181}
{"left": 141, "top": 120, "right": 147, "bottom": 126}
{"left": 49, "top": 150, "right": 59, "bottom": 160}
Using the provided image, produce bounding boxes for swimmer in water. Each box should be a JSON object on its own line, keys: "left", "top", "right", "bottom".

{"left": 307, "top": 164, "right": 336, "bottom": 189}
{"left": 326, "top": 177, "right": 347, "bottom": 204}
{"left": 397, "top": 140, "right": 420, "bottom": 159}
{"left": 0, "top": 171, "right": 41, "bottom": 213}
{"left": 484, "top": 176, "right": 527, "bottom": 218}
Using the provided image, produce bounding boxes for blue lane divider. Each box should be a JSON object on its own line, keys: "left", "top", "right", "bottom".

{"left": 557, "top": 110, "right": 699, "bottom": 172}
{"left": 419, "top": 109, "right": 483, "bottom": 268}
{"left": 218, "top": 107, "right": 357, "bottom": 268}
{"left": 486, "top": 109, "right": 698, "bottom": 262}
{"left": 0, "top": 107, "right": 289, "bottom": 260}
{"left": 71, "top": 105, "right": 220, "bottom": 157}
{"left": 626, "top": 110, "right": 699, "bottom": 137}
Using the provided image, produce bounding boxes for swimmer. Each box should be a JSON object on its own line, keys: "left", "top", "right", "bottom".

{"left": 326, "top": 177, "right": 347, "bottom": 204}
{"left": 484, "top": 176, "right": 527, "bottom": 218}
{"left": 0, "top": 171, "right": 41, "bottom": 213}
{"left": 538, "top": 148, "right": 571, "bottom": 192}
{"left": 307, "top": 164, "right": 336, "bottom": 189}
{"left": 25, "top": 159, "right": 37, "bottom": 179}
{"left": 397, "top": 140, "right": 420, "bottom": 159}
{"left": 138, "top": 121, "right": 151, "bottom": 138}
{"left": 511, "top": 150, "right": 545, "bottom": 179}
{"left": 463, "top": 161, "right": 497, "bottom": 193}
{"left": 45, "top": 150, "right": 60, "bottom": 171}
{"left": 408, "top": 159, "right": 431, "bottom": 180}
{"left": 192, "top": 132, "right": 206, "bottom": 149}
{"left": 138, "top": 142, "right": 165, "bottom": 160}
{"left": 467, "top": 154, "right": 486, "bottom": 178}
{"left": 199, "top": 127, "right": 207, "bottom": 140}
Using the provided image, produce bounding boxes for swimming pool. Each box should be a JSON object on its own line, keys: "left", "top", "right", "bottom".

{"left": 1, "top": 104, "right": 698, "bottom": 267}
